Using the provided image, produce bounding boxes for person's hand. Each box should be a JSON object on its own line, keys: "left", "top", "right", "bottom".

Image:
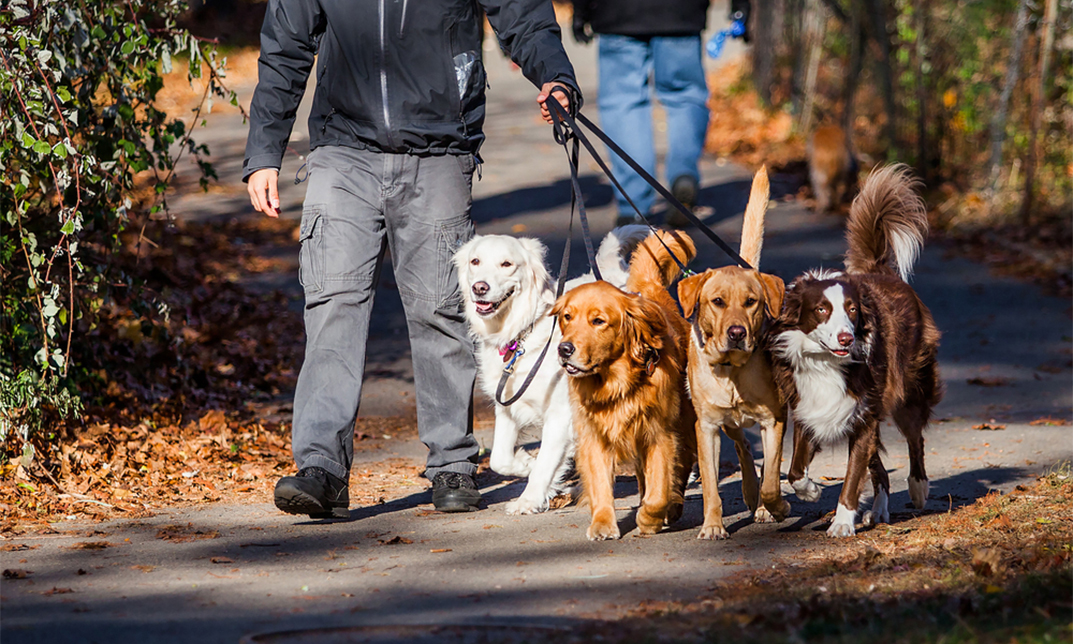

{"left": 572, "top": 16, "right": 592, "bottom": 45}
{"left": 248, "top": 168, "right": 281, "bottom": 217}
{"left": 537, "top": 82, "right": 572, "bottom": 124}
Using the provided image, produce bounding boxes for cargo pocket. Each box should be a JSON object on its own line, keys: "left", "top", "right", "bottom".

{"left": 436, "top": 213, "right": 474, "bottom": 311}
{"left": 298, "top": 207, "right": 325, "bottom": 294}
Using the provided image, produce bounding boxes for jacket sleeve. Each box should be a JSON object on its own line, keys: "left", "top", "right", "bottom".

{"left": 480, "top": 0, "right": 583, "bottom": 107}
{"left": 242, "top": 0, "right": 325, "bottom": 182}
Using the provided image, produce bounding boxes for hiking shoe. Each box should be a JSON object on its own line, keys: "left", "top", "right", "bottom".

{"left": 431, "top": 471, "right": 481, "bottom": 513}
{"left": 274, "top": 467, "right": 349, "bottom": 519}
{"left": 666, "top": 175, "right": 699, "bottom": 228}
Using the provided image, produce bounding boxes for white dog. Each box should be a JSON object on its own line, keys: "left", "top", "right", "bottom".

{"left": 453, "top": 226, "right": 649, "bottom": 514}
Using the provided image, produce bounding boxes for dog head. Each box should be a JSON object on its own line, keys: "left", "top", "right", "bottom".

{"left": 678, "top": 266, "right": 784, "bottom": 367}
{"left": 778, "top": 275, "right": 866, "bottom": 360}
{"left": 453, "top": 235, "right": 553, "bottom": 322}
{"left": 551, "top": 282, "right": 667, "bottom": 378}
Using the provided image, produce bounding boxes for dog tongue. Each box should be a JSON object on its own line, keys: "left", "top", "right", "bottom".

{"left": 475, "top": 301, "right": 495, "bottom": 314}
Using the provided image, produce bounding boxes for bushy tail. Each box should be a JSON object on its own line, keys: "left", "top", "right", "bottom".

{"left": 596, "top": 225, "right": 652, "bottom": 289}
{"left": 739, "top": 165, "right": 770, "bottom": 268}
{"left": 626, "top": 230, "right": 697, "bottom": 300}
{"left": 844, "top": 164, "right": 928, "bottom": 281}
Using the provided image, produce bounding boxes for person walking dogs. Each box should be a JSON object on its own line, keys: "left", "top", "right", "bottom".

{"left": 244, "top": 0, "right": 579, "bottom": 517}
{"left": 571, "top": 0, "right": 721, "bottom": 228}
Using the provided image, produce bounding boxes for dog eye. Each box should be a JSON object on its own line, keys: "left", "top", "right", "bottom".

{"left": 563, "top": 313, "right": 572, "bottom": 321}
{"left": 470, "top": 258, "right": 480, "bottom": 266}
{"left": 500, "top": 261, "right": 512, "bottom": 268}
{"left": 817, "top": 306, "right": 827, "bottom": 314}
{"left": 744, "top": 298, "right": 757, "bottom": 307}
{"left": 712, "top": 297, "right": 726, "bottom": 308}
{"left": 591, "top": 317, "right": 604, "bottom": 326}
{"left": 848, "top": 305, "right": 857, "bottom": 314}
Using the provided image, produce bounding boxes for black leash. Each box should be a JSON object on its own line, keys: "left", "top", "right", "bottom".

{"left": 495, "top": 98, "right": 587, "bottom": 406}
{"left": 547, "top": 94, "right": 752, "bottom": 271}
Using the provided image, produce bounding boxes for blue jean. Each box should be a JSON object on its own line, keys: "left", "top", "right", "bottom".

{"left": 597, "top": 34, "right": 710, "bottom": 218}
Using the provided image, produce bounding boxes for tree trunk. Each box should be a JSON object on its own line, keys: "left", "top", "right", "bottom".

{"left": 862, "top": 0, "right": 897, "bottom": 155}
{"left": 797, "top": 0, "right": 826, "bottom": 134}
{"left": 914, "top": 2, "right": 928, "bottom": 181}
{"left": 988, "top": 0, "right": 1031, "bottom": 190}
{"left": 752, "top": 0, "right": 779, "bottom": 106}
{"left": 841, "top": 0, "right": 863, "bottom": 138}
{"left": 1020, "top": 0, "right": 1059, "bottom": 224}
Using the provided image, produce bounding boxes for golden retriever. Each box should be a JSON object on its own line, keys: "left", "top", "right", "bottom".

{"left": 552, "top": 230, "right": 697, "bottom": 540}
{"left": 677, "top": 167, "right": 790, "bottom": 540}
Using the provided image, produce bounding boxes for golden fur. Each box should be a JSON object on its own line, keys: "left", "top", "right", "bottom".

{"left": 552, "top": 230, "right": 697, "bottom": 540}
{"left": 676, "top": 167, "right": 791, "bottom": 539}
{"left": 808, "top": 124, "right": 853, "bottom": 212}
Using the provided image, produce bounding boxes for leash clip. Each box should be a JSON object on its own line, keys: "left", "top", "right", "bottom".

{"left": 503, "top": 344, "right": 525, "bottom": 375}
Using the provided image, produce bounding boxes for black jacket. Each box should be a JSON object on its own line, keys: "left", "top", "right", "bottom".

{"left": 572, "top": 0, "right": 709, "bottom": 37}
{"left": 243, "top": 0, "right": 579, "bottom": 180}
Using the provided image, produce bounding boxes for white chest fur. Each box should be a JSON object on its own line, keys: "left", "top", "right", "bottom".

{"left": 777, "top": 330, "right": 856, "bottom": 444}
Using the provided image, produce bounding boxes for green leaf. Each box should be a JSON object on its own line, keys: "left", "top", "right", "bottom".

{"left": 53, "top": 142, "right": 68, "bottom": 159}
{"left": 20, "top": 132, "right": 35, "bottom": 149}
{"left": 121, "top": 40, "right": 135, "bottom": 55}
{"left": 32, "top": 140, "right": 50, "bottom": 155}
{"left": 60, "top": 218, "right": 76, "bottom": 235}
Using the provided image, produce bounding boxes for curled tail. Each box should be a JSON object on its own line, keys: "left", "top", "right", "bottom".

{"left": 596, "top": 225, "right": 652, "bottom": 289}
{"left": 739, "top": 165, "right": 770, "bottom": 268}
{"left": 845, "top": 164, "right": 928, "bottom": 281}
{"left": 626, "top": 230, "right": 697, "bottom": 300}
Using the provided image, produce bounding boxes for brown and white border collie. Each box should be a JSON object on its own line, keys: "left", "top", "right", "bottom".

{"left": 770, "top": 164, "right": 943, "bottom": 537}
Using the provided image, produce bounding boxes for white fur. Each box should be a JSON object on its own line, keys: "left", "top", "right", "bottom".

{"left": 861, "top": 488, "right": 889, "bottom": 527}
{"left": 890, "top": 229, "right": 920, "bottom": 282}
{"left": 453, "top": 226, "right": 649, "bottom": 514}
{"left": 908, "top": 476, "right": 929, "bottom": 509}
{"left": 791, "top": 468, "right": 822, "bottom": 503}
{"left": 776, "top": 330, "right": 857, "bottom": 445}
{"left": 827, "top": 502, "right": 857, "bottom": 537}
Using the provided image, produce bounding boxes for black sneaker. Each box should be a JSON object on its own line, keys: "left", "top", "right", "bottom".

{"left": 667, "top": 175, "right": 699, "bottom": 228}
{"left": 274, "top": 467, "right": 349, "bottom": 519}
{"left": 431, "top": 471, "right": 481, "bottom": 513}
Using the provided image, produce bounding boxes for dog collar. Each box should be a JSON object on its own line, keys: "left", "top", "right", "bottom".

{"left": 500, "top": 324, "right": 534, "bottom": 363}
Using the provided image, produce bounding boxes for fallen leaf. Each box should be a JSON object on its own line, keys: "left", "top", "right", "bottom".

{"left": 210, "top": 556, "right": 234, "bottom": 564}
{"left": 430, "top": 548, "right": 452, "bottom": 553}
{"left": 972, "top": 423, "right": 1007, "bottom": 431}
{"left": 377, "top": 536, "right": 413, "bottom": 546}
{"left": 1029, "top": 416, "right": 1071, "bottom": 426}
{"left": 0, "top": 543, "right": 39, "bottom": 552}
{"left": 967, "top": 377, "right": 1010, "bottom": 387}
{"left": 3, "top": 569, "right": 31, "bottom": 579}
{"left": 68, "top": 541, "right": 112, "bottom": 550}
{"left": 43, "top": 587, "right": 75, "bottom": 595}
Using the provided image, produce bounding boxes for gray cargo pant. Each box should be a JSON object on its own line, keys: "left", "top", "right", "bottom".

{"left": 292, "top": 146, "right": 479, "bottom": 482}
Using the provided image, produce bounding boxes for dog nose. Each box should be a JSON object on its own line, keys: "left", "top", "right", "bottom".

{"left": 472, "top": 281, "right": 489, "bottom": 296}
{"left": 837, "top": 332, "right": 854, "bottom": 347}
{"left": 558, "top": 342, "right": 575, "bottom": 359}
{"left": 727, "top": 326, "right": 747, "bottom": 342}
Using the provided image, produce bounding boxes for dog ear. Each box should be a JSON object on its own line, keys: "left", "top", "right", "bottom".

{"left": 517, "top": 238, "right": 553, "bottom": 304}
{"left": 777, "top": 281, "right": 803, "bottom": 327}
{"left": 625, "top": 295, "right": 666, "bottom": 364}
{"left": 548, "top": 293, "right": 566, "bottom": 319}
{"left": 453, "top": 237, "right": 479, "bottom": 275}
{"left": 758, "top": 272, "right": 786, "bottom": 319}
{"left": 677, "top": 271, "right": 711, "bottom": 319}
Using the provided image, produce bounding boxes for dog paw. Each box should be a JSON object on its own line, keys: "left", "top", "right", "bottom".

{"left": 586, "top": 521, "right": 621, "bottom": 541}
{"left": 509, "top": 451, "right": 536, "bottom": 476}
{"left": 791, "top": 477, "right": 821, "bottom": 503}
{"left": 908, "top": 476, "right": 929, "bottom": 509}
{"left": 697, "top": 524, "right": 730, "bottom": 540}
{"left": 664, "top": 502, "right": 684, "bottom": 526}
{"left": 505, "top": 496, "right": 548, "bottom": 515}
{"left": 826, "top": 519, "right": 857, "bottom": 538}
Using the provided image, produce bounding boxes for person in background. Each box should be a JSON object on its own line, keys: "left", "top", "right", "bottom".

{"left": 245, "top": 0, "right": 578, "bottom": 519}
{"left": 573, "top": 0, "right": 748, "bottom": 228}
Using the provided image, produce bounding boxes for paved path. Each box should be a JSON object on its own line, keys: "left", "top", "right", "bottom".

{"left": 3, "top": 12, "right": 1071, "bottom": 644}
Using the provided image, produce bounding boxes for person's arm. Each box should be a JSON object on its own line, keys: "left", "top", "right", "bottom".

{"left": 244, "top": 0, "right": 324, "bottom": 215}
{"left": 480, "top": 0, "right": 582, "bottom": 123}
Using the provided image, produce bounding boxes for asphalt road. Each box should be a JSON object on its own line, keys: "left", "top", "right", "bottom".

{"left": 2, "top": 11, "right": 1071, "bottom": 644}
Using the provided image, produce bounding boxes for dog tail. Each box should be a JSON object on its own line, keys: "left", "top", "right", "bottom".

{"left": 627, "top": 229, "right": 697, "bottom": 299}
{"left": 844, "top": 164, "right": 928, "bottom": 281}
{"left": 739, "top": 165, "right": 770, "bottom": 268}
{"left": 596, "top": 225, "right": 652, "bottom": 289}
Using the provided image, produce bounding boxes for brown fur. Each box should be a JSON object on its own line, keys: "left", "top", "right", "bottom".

{"left": 772, "top": 165, "right": 943, "bottom": 537}
{"left": 808, "top": 125, "right": 854, "bottom": 212}
{"left": 677, "top": 168, "right": 790, "bottom": 539}
{"left": 552, "top": 230, "right": 697, "bottom": 540}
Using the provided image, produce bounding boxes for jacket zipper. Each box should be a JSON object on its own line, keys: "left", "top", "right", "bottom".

{"left": 378, "top": 0, "right": 396, "bottom": 148}
{"left": 399, "top": 0, "right": 408, "bottom": 38}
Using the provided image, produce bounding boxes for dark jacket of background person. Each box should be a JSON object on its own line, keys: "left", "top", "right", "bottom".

{"left": 572, "top": 0, "right": 710, "bottom": 37}
{"left": 243, "top": 0, "right": 580, "bottom": 181}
